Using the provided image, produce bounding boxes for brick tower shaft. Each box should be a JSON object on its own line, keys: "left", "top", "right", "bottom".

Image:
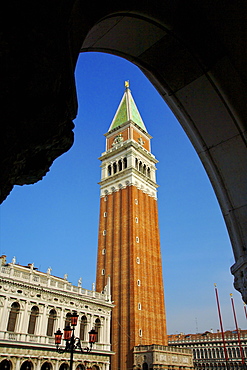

{"left": 96, "top": 82, "right": 167, "bottom": 370}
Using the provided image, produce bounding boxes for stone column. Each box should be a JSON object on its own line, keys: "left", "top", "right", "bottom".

{"left": 102, "top": 163, "right": 107, "bottom": 180}
{"left": 39, "top": 305, "right": 48, "bottom": 341}
{"left": 101, "top": 317, "right": 105, "bottom": 344}
{"left": 0, "top": 297, "right": 9, "bottom": 331}
{"left": 54, "top": 360, "right": 60, "bottom": 370}
{"left": 105, "top": 316, "right": 111, "bottom": 348}
{"left": 36, "top": 304, "right": 45, "bottom": 340}
{"left": 57, "top": 306, "right": 64, "bottom": 332}
{"left": 150, "top": 165, "right": 156, "bottom": 182}
{"left": 18, "top": 300, "right": 27, "bottom": 335}
{"left": 36, "top": 358, "right": 41, "bottom": 369}
{"left": 21, "top": 300, "right": 30, "bottom": 334}
{"left": 15, "top": 358, "right": 21, "bottom": 370}
{"left": 128, "top": 150, "right": 136, "bottom": 169}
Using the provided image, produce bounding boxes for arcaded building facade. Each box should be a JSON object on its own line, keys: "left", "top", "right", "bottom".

{"left": 169, "top": 330, "right": 247, "bottom": 370}
{"left": 0, "top": 255, "right": 113, "bottom": 370}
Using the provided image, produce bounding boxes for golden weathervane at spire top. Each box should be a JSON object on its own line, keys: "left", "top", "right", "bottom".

{"left": 125, "top": 80, "right": 130, "bottom": 88}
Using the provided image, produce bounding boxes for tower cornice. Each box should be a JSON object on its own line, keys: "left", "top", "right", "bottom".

{"left": 98, "top": 167, "right": 159, "bottom": 189}
{"left": 99, "top": 139, "right": 158, "bottom": 164}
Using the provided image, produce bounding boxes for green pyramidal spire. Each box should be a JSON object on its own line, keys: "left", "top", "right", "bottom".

{"left": 108, "top": 81, "right": 147, "bottom": 132}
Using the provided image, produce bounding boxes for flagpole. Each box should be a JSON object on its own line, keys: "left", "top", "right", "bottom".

{"left": 244, "top": 303, "right": 247, "bottom": 320}
{"left": 230, "top": 293, "right": 245, "bottom": 366}
{"left": 214, "top": 284, "right": 229, "bottom": 367}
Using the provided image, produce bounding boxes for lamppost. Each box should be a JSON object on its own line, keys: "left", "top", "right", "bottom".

{"left": 54, "top": 311, "right": 97, "bottom": 370}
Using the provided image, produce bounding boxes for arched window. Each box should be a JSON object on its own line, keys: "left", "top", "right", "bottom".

{"left": 46, "top": 309, "right": 56, "bottom": 336}
{"left": 95, "top": 318, "right": 101, "bottom": 342}
{"left": 244, "top": 347, "right": 247, "bottom": 358}
{"left": 143, "top": 164, "right": 146, "bottom": 175}
{"left": 65, "top": 312, "right": 71, "bottom": 328}
{"left": 143, "top": 363, "right": 148, "bottom": 370}
{"left": 147, "top": 167, "right": 151, "bottom": 178}
{"left": 80, "top": 316, "right": 87, "bottom": 341}
{"left": 118, "top": 159, "right": 122, "bottom": 171}
{"left": 220, "top": 348, "right": 224, "bottom": 359}
{"left": 41, "top": 362, "right": 52, "bottom": 370}
{"left": 0, "top": 359, "right": 12, "bottom": 370}
{"left": 20, "top": 361, "right": 33, "bottom": 370}
{"left": 113, "top": 162, "right": 117, "bottom": 174}
{"left": 228, "top": 348, "right": 232, "bottom": 358}
{"left": 123, "top": 157, "right": 127, "bottom": 169}
{"left": 107, "top": 165, "right": 112, "bottom": 176}
{"left": 59, "top": 364, "right": 69, "bottom": 370}
{"left": 28, "top": 306, "right": 39, "bottom": 334}
{"left": 139, "top": 161, "right": 142, "bottom": 172}
{"left": 216, "top": 347, "right": 220, "bottom": 359}
{"left": 236, "top": 348, "right": 240, "bottom": 358}
{"left": 212, "top": 348, "right": 216, "bottom": 359}
{"left": 135, "top": 158, "right": 138, "bottom": 169}
{"left": 7, "top": 302, "right": 20, "bottom": 332}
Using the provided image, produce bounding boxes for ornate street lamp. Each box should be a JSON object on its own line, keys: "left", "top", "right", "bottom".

{"left": 54, "top": 311, "right": 97, "bottom": 370}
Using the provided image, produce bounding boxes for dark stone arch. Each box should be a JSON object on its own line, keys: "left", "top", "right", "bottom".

{"left": 79, "top": 315, "right": 87, "bottom": 341}
{"left": 41, "top": 362, "right": 53, "bottom": 370}
{"left": 20, "top": 361, "right": 33, "bottom": 370}
{"left": 1, "top": 0, "right": 247, "bottom": 301}
{"left": 28, "top": 306, "right": 39, "bottom": 335}
{"left": 59, "top": 364, "right": 69, "bottom": 370}
{"left": 46, "top": 309, "right": 57, "bottom": 337}
{"left": 7, "top": 302, "right": 20, "bottom": 332}
{"left": 75, "top": 365, "right": 85, "bottom": 370}
{"left": 80, "top": 8, "right": 247, "bottom": 301}
{"left": 0, "top": 359, "right": 12, "bottom": 370}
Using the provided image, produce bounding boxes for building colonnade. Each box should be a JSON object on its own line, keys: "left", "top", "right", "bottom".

{"left": 0, "top": 258, "right": 113, "bottom": 370}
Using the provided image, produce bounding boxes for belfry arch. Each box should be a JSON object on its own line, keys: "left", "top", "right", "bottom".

{"left": 1, "top": 1, "right": 247, "bottom": 300}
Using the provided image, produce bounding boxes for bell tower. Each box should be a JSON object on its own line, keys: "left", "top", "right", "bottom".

{"left": 96, "top": 82, "right": 167, "bottom": 370}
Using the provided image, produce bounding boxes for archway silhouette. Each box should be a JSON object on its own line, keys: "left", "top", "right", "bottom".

{"left": 1, "top": 0, "right": 246, "bottom": 311}
{"left": 20, "top": 361, "right": 33, "bottom": 370}
{"left": 80, "top": 10, "right": 247, "bottom": 301}
{"left": 0, "top": 360, "right": 12, "bottom": 370}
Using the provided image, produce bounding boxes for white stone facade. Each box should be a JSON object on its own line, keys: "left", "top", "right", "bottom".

{"left": 169, "top": 330, "right": 247, "bottom": 370}
{"left": 133, "top": 344, "right": 193, "bottom": 370}
{"left": 0, "top": 256, "right": 113, "bottom": 370}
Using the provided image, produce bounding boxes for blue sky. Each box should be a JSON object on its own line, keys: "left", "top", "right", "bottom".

{"left": 1, "top": 52, "right": 246, "bottom": 334}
